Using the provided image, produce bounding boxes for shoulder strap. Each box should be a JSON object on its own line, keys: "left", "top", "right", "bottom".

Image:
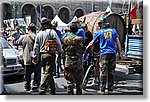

{"left": 45, "top": 29, "right": 55, "bottom": 40}
{"left": 28, "top": 35, "right": 34, "bottom": 43}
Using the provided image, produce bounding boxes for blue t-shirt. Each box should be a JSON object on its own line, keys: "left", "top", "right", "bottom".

{"left": 76, "top": 27, "right": 85, "bottom": 43}
{"left": 93, "top": 27, "right": 119, "bottom": 55}
{"left": 55, "top": 29, "right": 62, "bottom": 39}
{"left": 63, "top": 27, "right": 86, "bottom": 43}
{"left": 12, "top": 31, "right": 21, "bottom": 41}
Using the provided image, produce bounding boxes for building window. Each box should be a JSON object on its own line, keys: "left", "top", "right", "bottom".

{"left": 74, "top": 9, "right": 84, "bottom": 18}
{"left": 22, "top": 4, "right": 36, "bottom": 24}
{"left": 58, "top": 7, "right": 69, "bottom": 23}
{"left": 2, "top": 3, "right": 12, "bottom": 20}
{"left": 42, "top": 6, "right": 53, "bottom": 21}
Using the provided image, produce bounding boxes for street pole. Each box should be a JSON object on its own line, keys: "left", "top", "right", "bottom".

{"left": 92, "top": 0, "right": 95, "bottom": 12}
{"left": 128, "top": 0, "right": 132, "bottom": 35}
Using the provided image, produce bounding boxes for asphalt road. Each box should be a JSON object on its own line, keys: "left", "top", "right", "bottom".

{"left": 3, "top": 65, "right": 143, "bottom": 95}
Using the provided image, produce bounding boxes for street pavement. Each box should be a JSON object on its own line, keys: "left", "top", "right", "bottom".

{"left": 4, "top": 64, "right": 143, "bottom": 95}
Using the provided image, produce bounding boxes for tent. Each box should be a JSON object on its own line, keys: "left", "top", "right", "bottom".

{"left": 67, "top": 16, "right": 78, "bottom": 25}
{"left": 51, "top": 15, "right": 68, "bottom": 31}
{"left": 105, "top": 5, "right": 112, "bottom": 13}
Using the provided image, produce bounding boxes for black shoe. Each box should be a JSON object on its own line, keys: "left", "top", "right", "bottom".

{"left": 61, "top": 69, "right": 64, "bottom": 72}
{"left": 24, "top": 88, "right": 31, "bottom": 92}
{"left": 50, "top": 91, "right": 56, "bottom": 95}
{"left": 53, "top": 73, "right": 56, "bottom": 76}
{"left": 39, "top": 92, "right": 46, "bottom": 95}
{"left": 108, "top": 89, "right": 113, "bottom": 94}
{"left": 31, "top": 87, "right": 39, "bottom": 92}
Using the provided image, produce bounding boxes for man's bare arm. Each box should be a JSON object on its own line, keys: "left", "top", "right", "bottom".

{"left": 86, "top": 40, "right": 95, "bottom": 50}
{"left": 116, "top": 38, "right": 122, "bottom": 59}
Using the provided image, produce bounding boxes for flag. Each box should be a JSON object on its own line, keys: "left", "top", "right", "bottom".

{"left": 130, "top": 4, "right": 138, "bottom": 19}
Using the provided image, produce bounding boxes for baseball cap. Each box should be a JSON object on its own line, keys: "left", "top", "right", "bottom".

{"left": 40, "top": 17, "right": 50, "bottom": 24}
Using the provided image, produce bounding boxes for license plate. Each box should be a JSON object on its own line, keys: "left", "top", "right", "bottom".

{"left": 2, "top": 67, "right": 14, "bottom": 71}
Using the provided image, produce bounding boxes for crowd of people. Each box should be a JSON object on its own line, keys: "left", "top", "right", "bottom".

{"left": 0, "top": 16, "right": 122, "bottom": 95}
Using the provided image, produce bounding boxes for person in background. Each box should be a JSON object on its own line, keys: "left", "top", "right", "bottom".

{"left": 76, "top": 20, "right": 86, "bottom": 44}
{"left": 63, "top": 20, "right": 86, "bottom": 45}
{"left": 64, "top": 27, "right": 70, "bottom": 35}
{"left": 1, "top": 27, "right": 9, "bottom": 40}
{"left": 12, "top": 26, "right": 22, "bottom": 49}
{"left": 16, "top": 23, "right": 36, "bottom": 91}
{"left": 51, "top": 21, "right": 64, "bottom": 78}
{"left": 86, "top": 18, "right": 122, "bottom": 95}
{"left": 62, "top": 27, "right": 70, "bottom": 68}
{"left": 81, "top": 23, "right": 93, "bottom": 47}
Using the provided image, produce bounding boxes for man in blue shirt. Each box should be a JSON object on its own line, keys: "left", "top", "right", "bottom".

{"left": 76, "top": 20, "right": 86, "bottom": 44}
{"left": 12, "top": 26, "right": 22, "bottom": 49}
{"left": 86, "top": 18, "right": 122, "bottom": 94}
{"left": 63, "top": 20, "right": 86, "bottom": 44}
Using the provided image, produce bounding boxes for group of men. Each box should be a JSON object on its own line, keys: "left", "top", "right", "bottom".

{"left": 1, "top": 16, "right": 122, "bottom": 95}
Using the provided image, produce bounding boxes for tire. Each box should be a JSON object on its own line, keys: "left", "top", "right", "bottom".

{"left": 82, "top": 64, "right": 94, "bottom": 90}
{"left": 99, "top": 70, "right": 102, "bottom": 90}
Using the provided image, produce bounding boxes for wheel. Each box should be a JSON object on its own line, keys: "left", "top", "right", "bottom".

{"left": 82, "top": 65, "right": 94, "bottom": 90}
{"left": 99, "top": 70, "right": 103, "bottom": 90}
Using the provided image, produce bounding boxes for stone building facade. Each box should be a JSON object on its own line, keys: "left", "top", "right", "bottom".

{"left": 0, "top": 0, "right": 142, "bottom": 26}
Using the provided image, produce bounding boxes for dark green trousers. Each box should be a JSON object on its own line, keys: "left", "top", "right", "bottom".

{"left": 100, "top": 54, "right": 116, "bottom": 92}
{"left": 39, "top": 53, "right": 56, "bottom": 94}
